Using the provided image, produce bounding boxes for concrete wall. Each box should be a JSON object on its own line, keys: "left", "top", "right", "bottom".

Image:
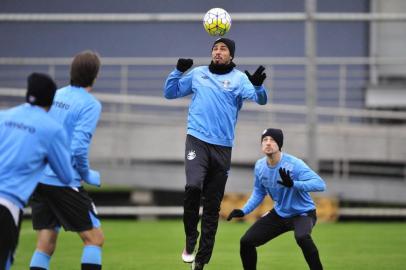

{"left": 90, "top": 122, "right": 406, "bottom": 163}
{"left": 90, "top": 122, "right": 406, "bottom": 203}
{"left": 89, "top": 120, "right": 406, "bottom": 203}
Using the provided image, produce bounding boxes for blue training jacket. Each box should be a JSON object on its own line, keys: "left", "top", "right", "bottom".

{"left": 41, "top": 85, "right": 102, "bottom": 187}
{"left": 0, "top": 104, "right": 74, "bottom": 209}
{"left": 164, "top": 66, "right": 268, "bottom": 147}
{"left": 242, "top": 153, "right": 326, "bottom": 218}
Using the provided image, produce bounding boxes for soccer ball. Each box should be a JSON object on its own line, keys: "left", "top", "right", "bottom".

{"left": 203, "top": 8, "right": 232, "bottom": 36}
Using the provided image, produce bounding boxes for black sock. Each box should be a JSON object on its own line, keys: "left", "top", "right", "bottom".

{"left": 82, "top": 263, "right": 102, "bottom": 270}
{"left": 30, "top": 268, "right": 47, "bottom": 270}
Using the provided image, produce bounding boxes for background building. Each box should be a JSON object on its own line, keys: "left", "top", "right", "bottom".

{"left": 1, "top": 0, "right": 406, "bottom": 218}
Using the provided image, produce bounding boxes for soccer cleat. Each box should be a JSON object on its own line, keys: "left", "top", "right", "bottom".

{"left": 182, "top": 248, "right": 195, "bottom": 263}
{"left": 191, "top": 261, "right": 204, "bottom": 270}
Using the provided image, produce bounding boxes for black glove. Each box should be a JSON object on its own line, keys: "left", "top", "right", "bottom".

{"left": 176, "top": 58, "right": 193, "bottom": 72}
{"left": 277, "top": 167, "right": 293, "bottom": 188}
{"left": 245, "top": 65, "right": 267, "bottom": 86}
{"left": 227, "top": 209, "right": 245, "bottom": 221}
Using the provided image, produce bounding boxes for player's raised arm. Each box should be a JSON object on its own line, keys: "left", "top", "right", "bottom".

{"left": 164, "top": 58, "right": 194, "bottom": 99}
{"left": 241, "top": 65, "right": 268, "bottom": 105}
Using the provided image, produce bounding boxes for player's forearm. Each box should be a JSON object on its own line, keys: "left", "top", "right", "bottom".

{"left": 242, "top": 190, "right": 266, "bottom": 215}
{"left": 294, "top": 178, "right": 326, "bottom": 192}
{"left": 164, "top": 70, "right": 183, "bottom": 99}
{"left": 254, "top": 86, "right": 268, "bottom": 105}
{"left": 73, "top": 149, "right": 91, "bottom": 181}
{"left": 49, "top": 155, "right": 75, "bottom": 185}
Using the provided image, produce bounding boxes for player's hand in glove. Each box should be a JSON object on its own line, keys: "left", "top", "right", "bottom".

{"left": 277, "top": 167, "right": 293, "bottom": 188}
{"left": 245, "top": 65, "right": 267, "bottom": 86}
{"left": 227, "top": 209, "right": 245, "bottom": 221}
{"left": 176, "top": 58, "right": 193, "bottom": 72}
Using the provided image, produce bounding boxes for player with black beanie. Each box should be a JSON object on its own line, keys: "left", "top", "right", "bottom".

{"left": 0, "top": 73, "right": 74, "bottom": 269}
{"left": 228, "top": 128, "right": 326, "bottom": 270}
{"left": 165, "top": 38, "right": 269, "bottom": 270}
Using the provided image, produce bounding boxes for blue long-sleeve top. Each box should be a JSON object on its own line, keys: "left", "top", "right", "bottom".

{"left": 164, "top": 66, "right": 268, "bottom": 147}
{"left": 41, "top": 85, "right": 102, "bottom": 187}
{"left": 0, "top": 104, "right": 74, "bottom": 209}
{"left": 242, "top": 153, "right": 326, "bottom": 218}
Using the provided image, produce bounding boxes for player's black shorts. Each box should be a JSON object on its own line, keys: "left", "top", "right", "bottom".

{"left": 0, "top": 204, "right": 22, "bottom": 270}
{"left": 31, "top": 183, "right": 101, "bottom": 232}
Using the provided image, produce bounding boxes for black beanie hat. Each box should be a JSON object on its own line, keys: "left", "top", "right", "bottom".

{"left": 212, "top": 38, "right": 235, "bottom": 58}
{"left": 26, "top": 73, "right": 57, "bottom": 107}
{"left": 261, "top": 128, "right": 283, "bottom": 150}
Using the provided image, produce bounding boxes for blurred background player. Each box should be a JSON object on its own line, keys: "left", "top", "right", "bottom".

{"left": 29, "top": 51, "right": 104, "bottom": 270}
{"left": 0, "top": 73, "right": 74, "bottom": 270}
{"left": 164, "top": 38, "right": 268, "bottom": 270}
{"left": 227, "top": 128, "right": 326, "bottom": 270}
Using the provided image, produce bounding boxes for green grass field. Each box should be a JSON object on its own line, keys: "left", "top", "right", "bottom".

{"left": 13, "top": 220, "right": 406, "bottom": 269}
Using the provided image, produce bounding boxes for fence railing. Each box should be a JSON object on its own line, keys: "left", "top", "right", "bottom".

{"left": 1, "top": 56, "right": 406, "bottom": 111}
{"left": 1, "top": 57, "right": 405, "bottom": 180}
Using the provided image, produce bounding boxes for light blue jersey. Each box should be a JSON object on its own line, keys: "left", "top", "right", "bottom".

{"left": 164, "top": 66, "right": 268, "bottom": 147}
{"left": 242, "top": 153, "right": 326, "bottom": 218}
{"left": 40, "top": 85, "right": 102, "bottom": 187}
{"left": 0, "top": 104, "right": 74, "bottom": 209}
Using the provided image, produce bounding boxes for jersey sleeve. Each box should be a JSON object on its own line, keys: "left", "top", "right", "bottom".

{"left": 47, "top": 128, "right": 75, "bottom": 185}
{"left": 239, "top": 74, "right": 268, "bottom": 105}
{"left": 164, "top": 69, "right": 194, "bottom": 99}
{"left": 242, "top": 164, "right": 267, "bottom": 215}
{"left": 293, "top": 160, "right": 326, "bottom": 192}
{"left": 71, "top": 101, "right": 101, "bottom": 182}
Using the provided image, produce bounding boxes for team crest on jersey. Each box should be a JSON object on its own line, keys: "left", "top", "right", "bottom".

{"left": 187, "top": 150, "right": 196, "bottom": 160}
{"left": 222, "top": 80, "right": 232, "bottom": 90}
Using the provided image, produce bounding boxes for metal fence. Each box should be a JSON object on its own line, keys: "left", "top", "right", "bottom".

{"left": 1, "top": 56, "right": 406, "bottom": 181}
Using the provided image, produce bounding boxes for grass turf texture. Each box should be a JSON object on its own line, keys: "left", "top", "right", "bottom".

{"left": 14, "top": 220, "right": 406, "bottom": 269}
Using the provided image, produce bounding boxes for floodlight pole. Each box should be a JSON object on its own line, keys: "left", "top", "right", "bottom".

{"left": 305, "top": 0, "right": 319, "bottom": 172}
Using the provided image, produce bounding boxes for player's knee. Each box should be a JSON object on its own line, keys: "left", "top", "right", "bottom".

{"left": 295, "top": 233, "right": 312, "bottom": 247}
{"left": 296, "top": 233, "right": 319, "bottom": 257}
{"left": 93, "top": 230, "right": 105, "bottom": 247}
{"left": 185, "top": 185, "right": 201, "bottom": 196}
{"left": 93, "top": 233, "right": 105, "bottom": 247}
{"left": 81, "top": 228, "right": 105, "bottom": 247}
{"left": 240, "top": 234, "right": 254, "bottom": 248}
{"left": 202, "top": 198, "right": 221, "bottom": 214}
{"left": 184, "top": 185, "right": 201, "bottom": 205}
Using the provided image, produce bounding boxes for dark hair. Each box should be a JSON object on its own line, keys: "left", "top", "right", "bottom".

{"left": 70, "top": 50, "right": 101, "bottom": 88}
{"left": 26, "top": 72, "right": 57, "bottom": 107}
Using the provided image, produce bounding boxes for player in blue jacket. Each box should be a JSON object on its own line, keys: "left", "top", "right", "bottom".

{"left": 0, "top": 73, "right": 74, "bottom": 270}
{"left": 164, "top": 38, "right": 268, "bottom": 270}
{"left": 227, "top": 128, "right": 326, "bottom": 270}
{"left": 29, "top": 51, "right": 104, "bottom": 270}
